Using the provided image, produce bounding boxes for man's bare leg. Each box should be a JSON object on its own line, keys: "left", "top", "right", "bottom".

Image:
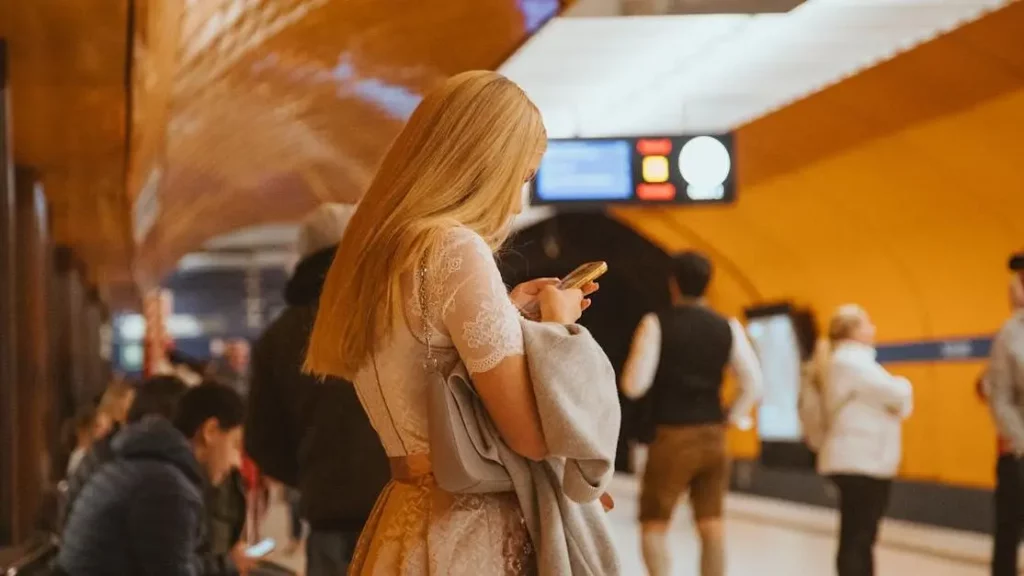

{"left": 697, "top": 517, "right": 725, "bottom": 576}
{"left": 641, "top": 521, "right": 671, "bottom": 576}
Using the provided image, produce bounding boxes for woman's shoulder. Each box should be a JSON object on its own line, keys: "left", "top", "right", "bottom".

{"left": 831, "top": 343, "right": 875, "bottom": 364}
{"left": 440, "top": 226, "right": 489, "bottom": 251}
{"left": 421, "top": 227, "right": 501, "bottom": 312}
{"left": 436, "top": 226, "right": 495, "bottom": 269}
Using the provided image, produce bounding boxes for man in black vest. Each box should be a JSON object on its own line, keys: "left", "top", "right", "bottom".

{"left": 622, "top": 251, "right": 762, "bottom": 576}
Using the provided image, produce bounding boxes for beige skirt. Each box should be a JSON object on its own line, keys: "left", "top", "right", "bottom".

{"left": 349, "top": 455, "right": 535, "bottom": 575}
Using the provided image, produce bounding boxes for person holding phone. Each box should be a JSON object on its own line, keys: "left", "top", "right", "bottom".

{"left": 57, "top": 383, "right": 246, "bottom": 576}
{"left": 302, "top": 71, "right": 598, "bottom": 575}
{"left": 621, "top": 251, "right": 763, "bottom": 576}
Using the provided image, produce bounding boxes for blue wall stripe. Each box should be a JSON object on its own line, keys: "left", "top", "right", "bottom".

{"left": 876, "top": 337, "right": 994, "bottom": 364}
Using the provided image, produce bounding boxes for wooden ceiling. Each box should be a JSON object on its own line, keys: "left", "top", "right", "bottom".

{"left": 0, "top": 0, "right": 132, "bottom": 291}
{"left": 1, "top": 0, "right": 563, "bottom": 297}
{"left": 132, "top": 0, "right": 560, "bottom": 283}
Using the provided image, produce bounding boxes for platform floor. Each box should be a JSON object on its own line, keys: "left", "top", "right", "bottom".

{"left": 258, "top": 474, "right": 996, "bottom": 576}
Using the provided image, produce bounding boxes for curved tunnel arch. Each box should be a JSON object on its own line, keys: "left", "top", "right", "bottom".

{"left": 611, "top": 3, "right": 1024, "bottom": 488}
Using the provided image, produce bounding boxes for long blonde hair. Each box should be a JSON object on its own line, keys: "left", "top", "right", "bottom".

{"left": 809, "top": 304, "right": 869, "bottom": 387}
{"left": 304, "top": 71, "right": 547, "bottom": 379}
{"left": 99, "top": 380, "right": 136, "bottom": 424}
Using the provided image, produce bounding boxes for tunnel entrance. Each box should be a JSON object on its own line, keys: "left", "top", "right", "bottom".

{"left": 500, "top": 213, "right": 673, "bottom": 472}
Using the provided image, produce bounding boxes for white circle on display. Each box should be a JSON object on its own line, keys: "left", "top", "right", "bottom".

{"left": 678, "top": 136, "right": 731, "bottom": 190}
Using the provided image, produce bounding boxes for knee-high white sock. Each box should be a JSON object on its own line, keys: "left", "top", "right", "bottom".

{"left": 642, "top": 530, "right": 671, "bottom": 576}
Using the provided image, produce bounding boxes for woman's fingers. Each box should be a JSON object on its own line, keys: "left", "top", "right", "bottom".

{"left": 581, "top": 298, "right": 592, "bottom": 311}
{"left": 511, "top": 278, "right": 562, "bottom": 310}
{"left": 525, "top": 278, "right": 560, "bottom": 293}
{"left": 600, "top": 492, "right": 615, "bottom": 512}
{"left": 581, "top": 282, "right": 600, "bottom": 296}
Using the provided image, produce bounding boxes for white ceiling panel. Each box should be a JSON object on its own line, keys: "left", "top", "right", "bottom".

{"left": 500, "top": 0, "right": 1016, "bottom": 137}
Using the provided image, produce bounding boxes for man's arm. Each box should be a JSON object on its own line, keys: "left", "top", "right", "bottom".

{"left": 128, "top": 472, "right": 201, "bottom": 576}
{"left": 620, "top": 313, "right": 661, "bottom": 400}
{"left": 988, "top": 325, "right": 1024, "bottom": 453}
{"left": 726, "top": 318, "right": 763, "bottom": 429}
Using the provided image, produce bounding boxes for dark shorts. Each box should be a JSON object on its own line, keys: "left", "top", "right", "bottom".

{"left": 640, "top": 424, "right": 729, "bottom": 522}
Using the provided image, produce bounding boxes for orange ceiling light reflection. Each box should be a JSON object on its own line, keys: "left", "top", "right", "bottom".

{"left": 129, "top": 0, "right": 566, "bottom": 283}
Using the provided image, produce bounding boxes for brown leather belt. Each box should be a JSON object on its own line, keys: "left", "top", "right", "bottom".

{"left": 389, "top": 453, "right": 433, "bottom": 483}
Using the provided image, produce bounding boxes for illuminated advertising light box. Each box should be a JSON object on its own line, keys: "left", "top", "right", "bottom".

{"left": 530, "top": 134, "right": 735, "bottom": 207}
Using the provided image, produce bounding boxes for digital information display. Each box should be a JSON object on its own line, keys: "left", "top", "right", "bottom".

{"left": 746, "top": 313, "right": 803, "bottom": 442}
{"left": 533, "top": 140, "right": 633, "bottom": 202}
{"left": 531, "top": 134, "right": 735, "bottom": 207}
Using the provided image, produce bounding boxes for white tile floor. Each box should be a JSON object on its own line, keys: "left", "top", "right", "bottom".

{"left": 605, "top": 475, "right": 988, "bottom": 576}
{"left": 258, "top": 475, "right": 992, "bottom": 576}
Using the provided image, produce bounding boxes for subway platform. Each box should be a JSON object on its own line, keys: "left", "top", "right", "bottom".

{"left": 257, "top": 474, "right": 999, "bottom": 576}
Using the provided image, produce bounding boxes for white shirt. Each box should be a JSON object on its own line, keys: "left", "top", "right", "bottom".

{"left": 67, "top": 447, "right": 87, "bottom": 477}
{"left": 620, "top": 311, "right": 763, "bottom": 428}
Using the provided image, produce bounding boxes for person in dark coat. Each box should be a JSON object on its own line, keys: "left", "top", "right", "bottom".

{"left": 57, "top": 382, "right": 245, "bottom": 576}
{"left": 200, "top": 468, "right": 249, "bottom": 576}
{"left": 61, "top": 375, "right": 189, "bottom": 530}
{"left": 245, "top": 203, "right": 390, "bottom": 576}
{"left": 61, "top": 376, "right": 247, "bottom": 575}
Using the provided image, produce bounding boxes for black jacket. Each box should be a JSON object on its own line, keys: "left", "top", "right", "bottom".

{"left": 199, "top": 471, "right": 246, "bottom": 576}
{"left": 57, "top": 417, "right": 205, "bottom": 576}
{"left": 60, "top": 423, "right": 241, "bottom": 576}
{"left": 245, "top": 246, "right": 390, "bottom": 532}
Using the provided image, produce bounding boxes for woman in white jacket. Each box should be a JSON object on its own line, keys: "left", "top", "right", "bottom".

{"left": 816, "top": 304, "right": 913, "bottom": 576}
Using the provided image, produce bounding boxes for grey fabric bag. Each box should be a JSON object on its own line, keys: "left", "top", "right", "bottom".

{"left": 418, "top": 267, "right": 514, "bottom": 494}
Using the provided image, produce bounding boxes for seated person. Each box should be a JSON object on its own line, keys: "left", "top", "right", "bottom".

{"left": 63, "top": 375, "right": 189, "bottom": 526}
{"left": 57, "top": 382, "right": 244, "bottom": 576}
{"left": 97, "top": 379, "right": 137, "bottom": 428}
{"left": 202, "top": 467, "right": 249, "bottom": 575}
{"left": 65, "top": 404, "right": 111, "bottom": 476}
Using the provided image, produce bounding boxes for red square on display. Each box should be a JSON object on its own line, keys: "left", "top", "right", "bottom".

{"left": 636, "top": 138, "right": 672, "bottom": 156}
{"left": 637, "top": 183, "right": 676, "bottom": 201}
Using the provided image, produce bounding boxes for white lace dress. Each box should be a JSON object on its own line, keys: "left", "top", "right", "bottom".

{"left": 347, "top": 227, "right": 535, "bottom": 575}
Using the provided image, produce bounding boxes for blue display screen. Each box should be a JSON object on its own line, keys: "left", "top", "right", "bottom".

{"left": 533, "top": 140, "right": 633, "bottom": 202}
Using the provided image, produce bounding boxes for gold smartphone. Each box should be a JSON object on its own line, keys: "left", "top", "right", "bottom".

{"left": 518, "top": 261, "right": 609, "bottom": 319}
{"left": 557, "top": 261, "right": 608, "bottom": 290}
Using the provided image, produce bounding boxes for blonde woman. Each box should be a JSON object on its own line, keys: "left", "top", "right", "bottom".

{"left": 815, "top": 304, "right": 913, "bottom": 576}
{"left": 304, "top": 71, "right": 595, "bottom": 575}
{"left": 98, "top": 380, "right": 136, "bottom": 426}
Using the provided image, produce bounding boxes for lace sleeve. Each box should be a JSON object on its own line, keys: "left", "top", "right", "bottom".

{"left": 435, "top": 228, "right": 525, "bottom": 374}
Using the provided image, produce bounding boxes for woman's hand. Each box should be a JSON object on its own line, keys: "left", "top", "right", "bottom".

{"left": 538, "top": 285, "right": 587, "bottom": 324}
{"left": 510, "top": 278, "right": 560, "bottom": 316}
{"left": 230, "top": 542, "right": 256, "bottom": 575}
{"left": 511, "top": 277, "right": 599, "bottom": 320}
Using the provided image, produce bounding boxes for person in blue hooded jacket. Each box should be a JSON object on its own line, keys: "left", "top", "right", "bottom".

{"left": 57, "top": 382, "right": 245, "bottom": 576}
